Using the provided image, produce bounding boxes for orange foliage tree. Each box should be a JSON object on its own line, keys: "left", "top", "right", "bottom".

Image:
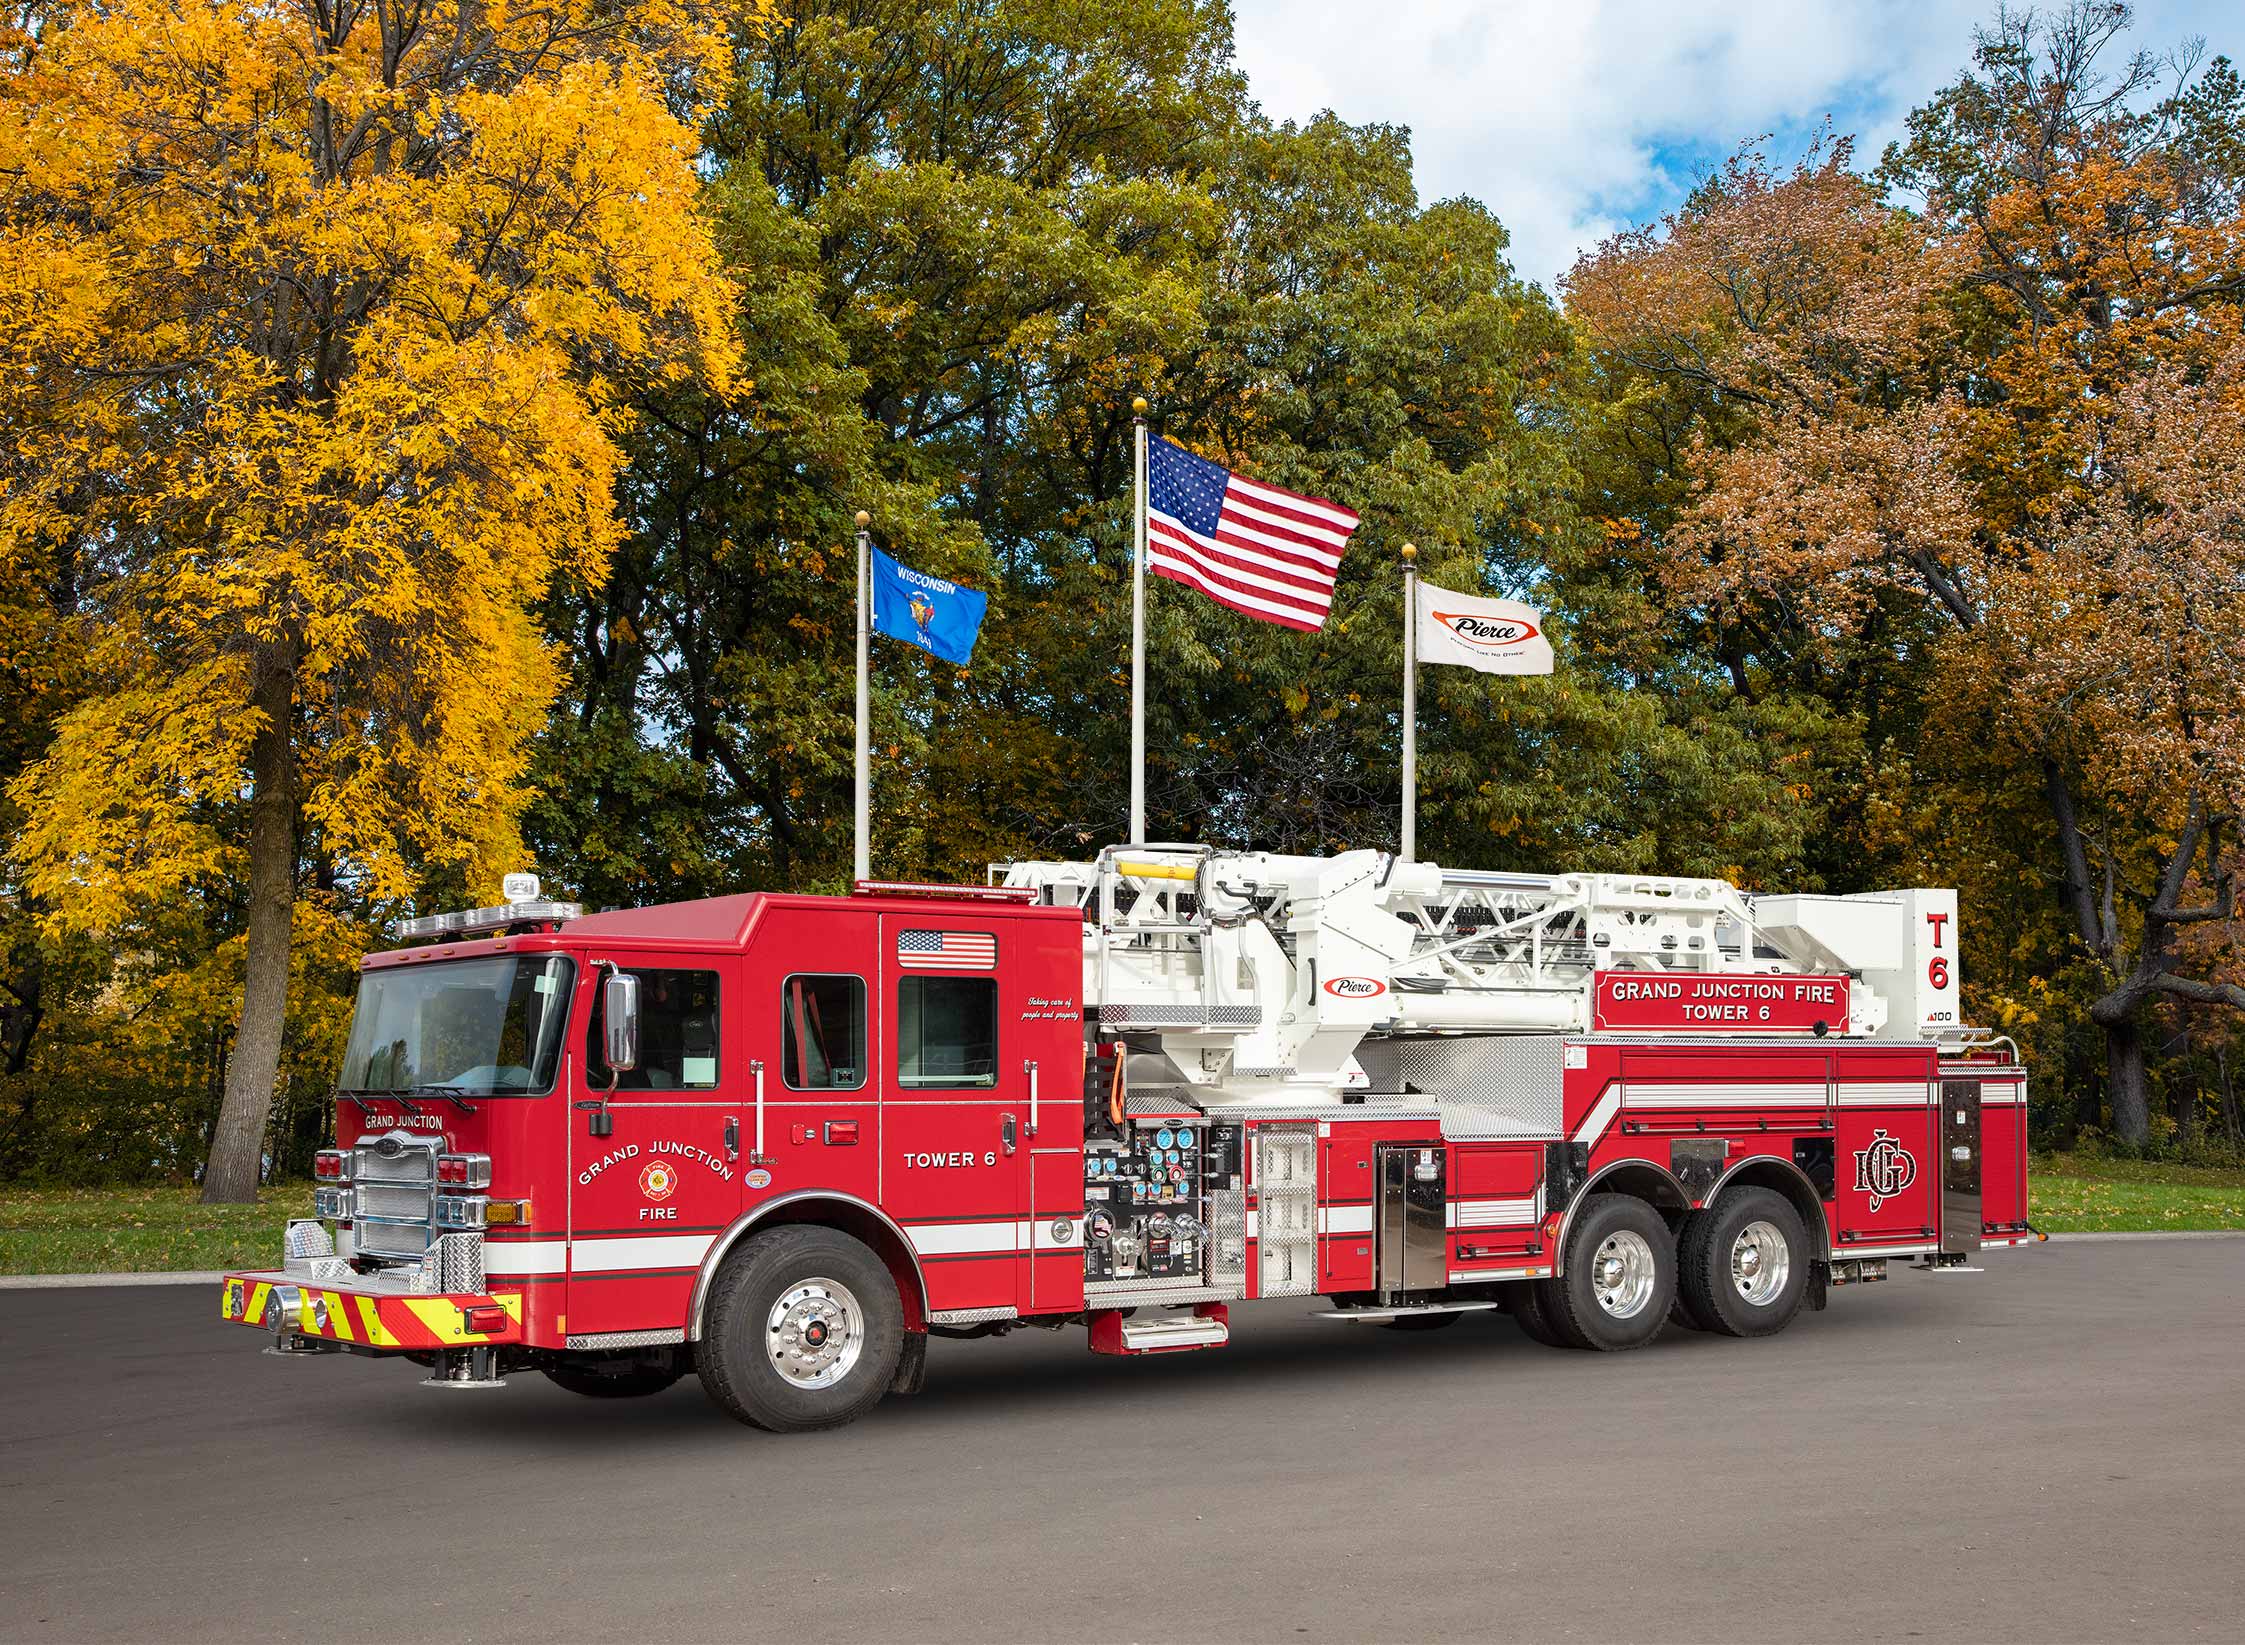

{"left": 1568, "top": 6, "right": 2245, "bottom": 1140}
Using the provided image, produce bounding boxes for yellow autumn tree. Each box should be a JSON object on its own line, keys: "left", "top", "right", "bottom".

{"left": 0, "top": 0, "right": 759, "bottom": 1198}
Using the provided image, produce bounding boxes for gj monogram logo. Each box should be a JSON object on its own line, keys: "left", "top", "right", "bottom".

{"left": 1852, "top": 1129, "right": 1917, "bottom": 1212}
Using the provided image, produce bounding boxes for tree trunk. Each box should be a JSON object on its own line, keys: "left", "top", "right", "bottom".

{"left": 2104, "top": 1015, "right": 2149, "bottom": 1147}
{"left": 2218, "top": 1048, "right": 2241, "bottom": 1150}
{"left": 201, "top": 648, "right": 298, "bottom": 1204}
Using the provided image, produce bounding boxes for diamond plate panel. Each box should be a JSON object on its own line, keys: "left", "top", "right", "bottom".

{"left": 1206, "top": 1186, "right": 1247, "bottom": 1286}
{"left": 565, "top": 1328, "right": 687, "bottom": 1350}
{"left": 1354, "top": 1034, "right": 1566, "bottom": 1139}
{"left": 1098, "top": 1004, "right": 1261, "bottom": 1026}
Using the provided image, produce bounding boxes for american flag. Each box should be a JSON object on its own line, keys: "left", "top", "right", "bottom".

{"left": 896, "top": 930, "right": 997, "bottom": 971}
{"left": 1147, "top": 435, "right": 1360, "bottom": 632}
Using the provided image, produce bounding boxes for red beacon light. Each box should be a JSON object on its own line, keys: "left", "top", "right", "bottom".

{"left": 312, "top": 1150, "right": 351, "bottom": 1182}
{"left": 436, "top": 1153, "right": 492, "bottom": 1188}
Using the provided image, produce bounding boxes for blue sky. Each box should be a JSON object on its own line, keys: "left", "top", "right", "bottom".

{"left": 1230, "top": 0, "right": 2236, "bottom": 291}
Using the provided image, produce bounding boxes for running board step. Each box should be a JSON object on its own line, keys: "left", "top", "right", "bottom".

{"left": 1088, "top": 1304, "right": 1229, "bottom": 1355}
{"left": 1312, "top": 1300, "right": 1502, "bottom": 1322}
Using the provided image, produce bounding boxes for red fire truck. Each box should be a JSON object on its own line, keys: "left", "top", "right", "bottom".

{"left": 219, "top": 849, "right": 2031, "bottom": 1431}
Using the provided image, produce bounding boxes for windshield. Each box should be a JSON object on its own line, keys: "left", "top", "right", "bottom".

{"left": 338, "top": 955, "right": 575, "bottom": 1096}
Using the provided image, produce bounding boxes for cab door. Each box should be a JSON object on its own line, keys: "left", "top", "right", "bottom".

{"left": 879, "top": 912, "right": 1028, "bottom": 1314}
{"left": 748, "top": 904, "right": 881, "bottom": 1225}
{"left": 565, "top": 955, "right": 742, "bottom": 1340}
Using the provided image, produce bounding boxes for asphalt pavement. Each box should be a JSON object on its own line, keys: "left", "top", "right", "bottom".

{"left": 3, "top": 1237, "right": 2240, "bottom": 1643}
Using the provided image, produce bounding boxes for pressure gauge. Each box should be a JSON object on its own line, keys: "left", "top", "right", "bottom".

{"left": 1156, "top": 1128, "right": 1175, "bottom": 1150}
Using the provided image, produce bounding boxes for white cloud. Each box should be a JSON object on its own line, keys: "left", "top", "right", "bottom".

{"left": 1230, "top": 0, "right": 2234, "bottom": 291}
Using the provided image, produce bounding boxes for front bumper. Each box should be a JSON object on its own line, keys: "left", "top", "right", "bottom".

{"left": 220, "top": 1270, "right": 523, "bottom": 1351}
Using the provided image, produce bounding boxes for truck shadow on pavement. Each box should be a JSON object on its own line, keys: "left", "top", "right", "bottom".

{"left": 379, "top": 1297, "right": 1926, "bottom": 1451}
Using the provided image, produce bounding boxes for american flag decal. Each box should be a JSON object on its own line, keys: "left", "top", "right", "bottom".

{"left": 897, "top": 930, "right": 998, "bottom": 971}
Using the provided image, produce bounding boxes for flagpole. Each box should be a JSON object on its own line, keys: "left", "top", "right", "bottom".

{"left": 1130, "top": 396, "right": 1149, "bottom": 845}
{"left": 1400, "top": 541, "right": 1417, "bottom": 863}
{"left": 854, "top": 509, "right": 871, "bottom": 884}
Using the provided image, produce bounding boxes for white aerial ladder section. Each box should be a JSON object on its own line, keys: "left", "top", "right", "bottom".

{"left": 998, "top": 846, "right": 1960, "bottom": 1108}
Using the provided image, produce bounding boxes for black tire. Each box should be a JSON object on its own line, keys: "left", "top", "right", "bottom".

{"left": 699, "top": 1225, "right": 903, "bottom": 1432}
{"left": 542, "top": 1357, "right": 685, "bottom": 1399}
{"left": 1541, "top": 1195, "right": 1677, "bottom": 1352}
{"left": 1676, "top": 1186, "right": 1811, "bottom": 1338}
{"left": 1507, "top": 1279, "right": 1565, "bottom": 1347}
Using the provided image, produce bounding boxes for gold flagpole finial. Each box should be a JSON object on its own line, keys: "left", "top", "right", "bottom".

{"left": 1132, "top": 396, "right": 1148, "bottom": 416}
{"left": 855, "top": 510, "right": 870, "bottom": 530}
{"left": 1400, "top": 541, "right": 1416, "bottom": 563}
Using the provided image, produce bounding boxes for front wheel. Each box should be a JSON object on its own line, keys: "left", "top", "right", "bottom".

{"left": 699, "top": 1226, "right": 903, "bottom": 1432}
{"left": 1538, "top": 1195, "right": 1677, "bottom": 1352}
{"left": 1676, "top": 1188, "right": 1811, "bottom": 1338}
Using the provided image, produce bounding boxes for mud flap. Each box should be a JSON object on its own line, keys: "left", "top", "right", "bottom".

{"left": 891, "top": 1328, "right": 928, "bottom": 1395}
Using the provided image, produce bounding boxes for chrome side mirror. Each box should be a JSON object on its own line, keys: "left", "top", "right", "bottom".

{"left": 602, "top": 970, "right": 641, "bottom": 1073}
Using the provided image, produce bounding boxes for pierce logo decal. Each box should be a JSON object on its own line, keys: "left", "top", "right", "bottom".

{"left": 638, "top": 1160, "right": 678, "bottom": 1201}
{"left": 1432, "top": 611, "right": 1541, "bottom": 650}
{"left": 1322, "top": 975, "right": 1388, "bottom": 999}
{"left": 1852, "top": 1129, "right": 1917, "bottom": 1212}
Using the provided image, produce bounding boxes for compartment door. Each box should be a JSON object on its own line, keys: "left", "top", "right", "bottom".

{"left": 1941, "top": 1079, "right": 1983, "bottom": 1254}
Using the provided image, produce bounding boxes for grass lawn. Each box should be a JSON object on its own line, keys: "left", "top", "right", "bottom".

{"left": 0, "top": 1184, "right": 315, "bottom": 1275}
{"left": 0, "top": 1156, "right": 2236, "bottom": 1274}
{"left": 2028, "top": 1153, "right": 2245, "bottom": 1233}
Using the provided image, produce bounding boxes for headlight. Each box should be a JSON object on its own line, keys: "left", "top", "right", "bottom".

{"left": 434, "top": 1194, "right": 488, "bottom": 1230}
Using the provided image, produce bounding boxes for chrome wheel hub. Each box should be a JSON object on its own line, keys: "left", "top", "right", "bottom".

{"left": 1589, "top": 1230, "right": 1657, "bottom": 1319}
{"left": 767, "top": 1279, "right": 865, "bottom": 1389}
{"left": 1730, "top": 1220, "right": 1790, "bottom": 1306}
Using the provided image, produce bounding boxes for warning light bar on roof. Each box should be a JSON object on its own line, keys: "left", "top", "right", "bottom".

{"left": 852, "top": 879, "right": 1036, "bottom": 903}
{"left": 395, "top": 900, "right": 584, "bottom": 940}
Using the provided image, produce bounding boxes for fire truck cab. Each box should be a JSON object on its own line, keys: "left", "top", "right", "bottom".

{"left": 220, "top": 852, "right": 2031, "bottom": 1432}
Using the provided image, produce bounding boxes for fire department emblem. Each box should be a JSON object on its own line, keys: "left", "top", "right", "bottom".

{"left": 1852, "top": 1129, "right": 1917, "bottom": 1212}
{"left": 639, "top": 1160, "right": 678, "bottom": 1202}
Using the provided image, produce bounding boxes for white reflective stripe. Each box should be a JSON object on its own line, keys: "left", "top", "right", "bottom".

{"left": 1842, "top": 1243, "right": 1937, "bottom": 1258}
{"left": 1448, "top": 1197, "right": 1539, "bottom": 1228}
{"left": 567, "top": 1233, "right": 718, "bottom": 1272}
{"left": 1626, "top": 1083, "right": 1828, "bottom": 1107}
{"left": 1448, "top": 1264, "right": 1550, "bottom": 1282}
{"left": 1980, "top": 1085, "right": 2026, "bottom": 1105}
{"left": 1572, "top": 1085, "right": 1622, "bottom": 1144}
{"left": 1325, "top": 1204, "right": 1373, "bottom": 1236}
{"left": 482, "top": 1240, "right": 568, "bottom": 1277}
{"left": 905, "top": 1220, "right": 1020, "bottom": 1256}
{"left": 1244, "top": 1209, "right": 1259, "bottom": 1239}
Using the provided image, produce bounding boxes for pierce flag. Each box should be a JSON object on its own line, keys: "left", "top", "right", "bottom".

{"left": 1413, "top": 581, "right": 1554, "bottom": 675}
{"left": 869, "top": 545, "right": 987, "bottom": 666}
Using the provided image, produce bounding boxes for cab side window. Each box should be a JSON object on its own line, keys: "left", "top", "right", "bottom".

{"left": 782, "top": 975, "right": 866, "bottom": 1091}
{"left": 586, "top": 967, "right": 720, "bottom": 1091}
{"left": 896, "top": 975, "right": 998, "bottom": 1089}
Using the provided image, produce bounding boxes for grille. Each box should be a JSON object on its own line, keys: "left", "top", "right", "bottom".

{"left": 352, "top": 1134, "right": 439, "bottom": 1260}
